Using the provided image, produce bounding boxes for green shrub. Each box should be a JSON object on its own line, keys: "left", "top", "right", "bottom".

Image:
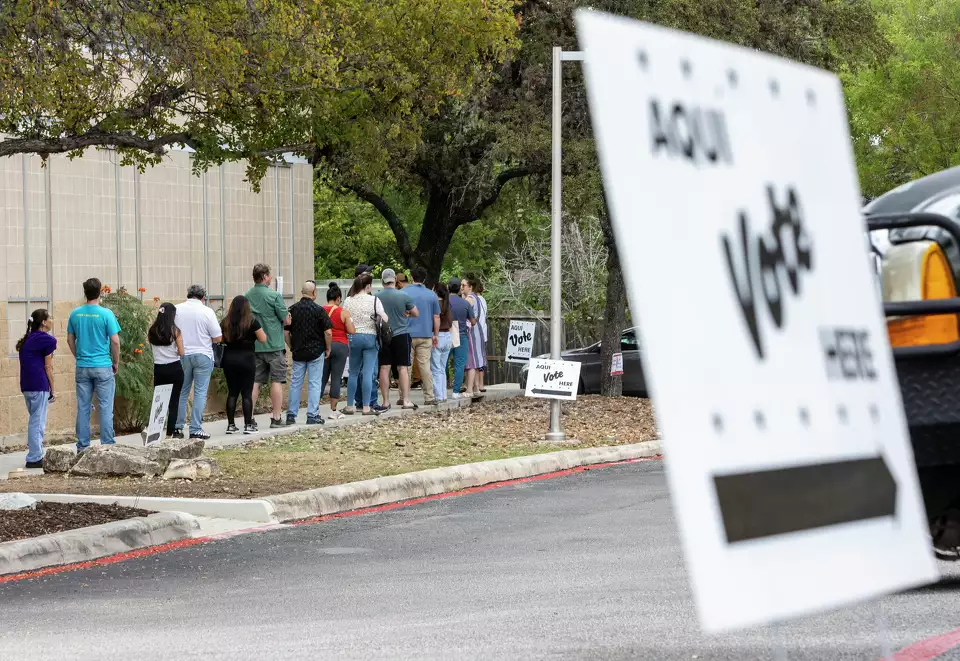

{"left": 101, "top": 286, "right": 156, "bottom": 432}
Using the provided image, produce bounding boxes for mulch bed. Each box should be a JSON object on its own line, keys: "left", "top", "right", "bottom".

{"left": 0, "top": 502, "right": 149, "bottom": 544}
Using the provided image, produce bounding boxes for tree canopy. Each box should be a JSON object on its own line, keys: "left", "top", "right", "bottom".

{"left": 0, "top": 0, "right": 518, "bottom": 181}
{"left": 845, "top": 0, "right": 960, "bottom": 199}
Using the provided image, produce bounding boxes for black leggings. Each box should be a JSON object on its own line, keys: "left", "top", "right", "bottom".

{"left": 154, "top": 361, "right": 184, "bottom": 435}
{"left": 222, "top": 349, "right": 256, "bottom": 425}
{"left": 321, "top": 342, "right": 349, "bottom": 401}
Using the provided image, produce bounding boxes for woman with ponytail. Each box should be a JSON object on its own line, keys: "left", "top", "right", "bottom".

{"left": 320, "top": 282, "right": 355, "bottom": 419}
{"left": 17, "top": 309, "right": 56, "bottom": 469}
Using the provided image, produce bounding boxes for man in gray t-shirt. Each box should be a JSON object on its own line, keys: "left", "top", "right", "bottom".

{"left": 375, "top": 269, "right": 418, "bottom": 409}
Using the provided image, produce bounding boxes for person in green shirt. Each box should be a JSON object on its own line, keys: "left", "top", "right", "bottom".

{"left": 245, "top": 263, "right": 292, "bottom": 428}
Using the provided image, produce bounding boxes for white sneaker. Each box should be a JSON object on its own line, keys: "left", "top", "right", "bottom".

{"left": 451, "top": 393, "right": 461, "bottom": 400}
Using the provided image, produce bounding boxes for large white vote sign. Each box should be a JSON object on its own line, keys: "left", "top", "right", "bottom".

{"left": 576, "top": 11, "right": 937, "bottom": 633}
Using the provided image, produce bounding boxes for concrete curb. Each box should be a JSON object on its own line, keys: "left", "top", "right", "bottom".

{"left": 0, "top": 511, "right": 199, "bottom": 576}
{"left": 29, "top": 494, "right": 275, "bottom": 523}
{"left": 264, "top": 440, "right": 662, "bottom": 523}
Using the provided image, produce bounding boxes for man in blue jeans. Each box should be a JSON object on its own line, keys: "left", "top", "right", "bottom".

{"left": 174, "top": 285, "right": 223, "bottom": 440}
{"left": 67, "top": 277, "right": 121, "bottom": 452}
{"left": 285, "top": 281, "right": 333, "bottom": 425}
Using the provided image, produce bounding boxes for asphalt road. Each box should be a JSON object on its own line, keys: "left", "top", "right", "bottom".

{"left": 2, "top": 461, "right": 960, "bottom": 660}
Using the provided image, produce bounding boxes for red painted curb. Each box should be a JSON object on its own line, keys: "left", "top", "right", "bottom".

{"left": 0, "top": 455, "right": 659, "bottom": 584}
{"left": 887, "top": 626, "right": 960, "bottom": 661}
{"left": 289, "top": 456, "right": 659, "bottom": 527}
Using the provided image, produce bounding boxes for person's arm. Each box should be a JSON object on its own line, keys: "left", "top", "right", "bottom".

{"left": 255, "top": 328, "right": 267, "bottom": 343}
{"left": 342, "top": 309, "right": 357, "bottom": 335}
{"left": 67, "top": 333, "right": 77, "bottom": 357}
{"left": 406, "top": 304, "right": 419, "bottom": 318}
{"left": 324, "top": 329, "right": 333, "bottom": 358}
{"left": 175, "top": 329, "right": 185, "bottom": 357}
{"left": 44, "top": 354, "right": 56, "bottom": 400}
{"left": 432, "top": 314, "right": 441, "bottom": 348}
{"left": 110, "top": 334, "right": 120, "bottom": 373}
{"left": 274, "top": 293, "right": 289, "bottom": 325}
{"left": 375, "top": 297, "right": 388, "bottom": 323}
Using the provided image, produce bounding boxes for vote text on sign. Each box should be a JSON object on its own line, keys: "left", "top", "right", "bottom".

{"left": 144, "top": 384, "right": 173, "bottom": 446}
{"left": 576, "top": 11, "right": 936, "bottom": 633}
{"left": 506, "top": 320, "right": 537, "bottom": 363}
{"left": 524, "top": 358, "right": 582, "bottom": 401}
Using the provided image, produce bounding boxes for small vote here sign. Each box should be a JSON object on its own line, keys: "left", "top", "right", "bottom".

{"left": 506, "top": 320, "right": 537, "bottom": 363}
{"left": 525, "top": 358, "right": 581, "bottom": 401}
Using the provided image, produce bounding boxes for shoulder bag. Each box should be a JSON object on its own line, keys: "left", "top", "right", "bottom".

{"left": 372, "top": 297, "right": 393, "bottom": 348}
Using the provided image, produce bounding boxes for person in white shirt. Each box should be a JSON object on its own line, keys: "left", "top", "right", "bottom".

{"left": 173, "top": 285, "right": 223, "bottom": 440}
{"left": 148, "top": 302, "right": 185, "bottom": 440}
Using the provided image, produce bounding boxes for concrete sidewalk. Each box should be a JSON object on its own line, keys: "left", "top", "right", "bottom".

{"left": 0, "top": 384, "right": 521, "bottom": 479}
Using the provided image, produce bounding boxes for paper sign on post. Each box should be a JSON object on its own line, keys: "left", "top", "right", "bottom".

{"left": 524, "top": 358, "right": 582, "bottom": 401}
{"left": 506, "top": 320, "right": 537, "bottom": 363}
{"left": 576, "top": 11, "right": 936, "bottom": 633}
{"left": 144, "top": 384, "right": 173, "bottom": 446}
{"left": 276, "top": 276, "right": 284, "bottom": 296}
{"left": 611, "top": 352, "right": 624, "bottom": 376}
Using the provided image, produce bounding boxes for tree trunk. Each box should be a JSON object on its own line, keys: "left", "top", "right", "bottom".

{"left": 412, "top": 187, "right": 458, "bottom": 285}
{"left": 599, "top": 207, "right": 626, "bottom": 397}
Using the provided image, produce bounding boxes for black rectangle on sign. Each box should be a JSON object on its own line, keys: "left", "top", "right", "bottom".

{"left": 531, "top": 388, "right": 571, "bottom": 397}
{"left": 713, "top": 457, "right": 897, "bottom": 543}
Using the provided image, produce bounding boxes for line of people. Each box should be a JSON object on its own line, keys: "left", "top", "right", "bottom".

{"left": 15, "top": 264, "right": 489, "bottom": 469}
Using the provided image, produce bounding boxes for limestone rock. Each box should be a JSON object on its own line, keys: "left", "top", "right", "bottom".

{"left": 69, "top": 445, "right": 162, "bottom": 478}
{"left": 0, "top": 493, "right": 37, "bottom": 510}
{"left": 161, "top": 457, "right": 221, "bottom": 481}
{"left": 146, "top": 439, "right": 205, "bottom": 469}
{"left": 43, "top": 446, "right": 78, "bottom": 473}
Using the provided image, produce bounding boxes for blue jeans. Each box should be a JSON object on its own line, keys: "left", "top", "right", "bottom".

{"left": 347, "top": 334, "right": 378, "bottom": 409}
{"left": 23, "top": 391, "right": 49, "bottom": 463}
{"left": 431, "top": 332, "right": 453, "bottom": 401}
{"left": 76, "top": 367, "right": 116, "bottom": 450}
{"left": 352, "top": 347, "right": 379, "bottom": 408}
{"left": 451, "top": 331, "right": 469, "bottom": 394}
{"left": 288, "top": 355, "right": 324, "bottom": 420}
{"left": 177, "top": 354, "right": 213, "bottom": 435}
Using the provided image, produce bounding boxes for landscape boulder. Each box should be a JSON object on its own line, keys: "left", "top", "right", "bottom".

{"left": 0, "top": 493, "right": 37, "bottom": 510}
{"left": 161, "top": 457, "right": 221, "bottom": 481}
{"left": 69, "top": 445, "right": 163, "bottom": 478}
{"left": 146, "top": 438, "right": 205, "bottom": 468}
{"left": 42, "top": 446, "right": 78, "bottom": 473}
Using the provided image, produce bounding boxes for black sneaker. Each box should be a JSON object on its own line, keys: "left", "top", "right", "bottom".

{"left": 306, "top": 416, "right": 324, "bottom": 425}
{"left": 25, "top": 460, "right": 43, "bottom": 469}
{"left": 190, "top": 430, "right": 211, "bottom": 440}
{"left": 171, "top": 429, "right": 184, "bottom": 440}
{"left": 285, "top": 415, "right": 297, "bottom": 426}
{"left": 270, "top": 417, "right": 291, "bottom": 429}
{"left": 225, "top": 424, "right": 240, "bottom": 434}
{"left": 244, "top": 423, "right": 258, "bottom": 434}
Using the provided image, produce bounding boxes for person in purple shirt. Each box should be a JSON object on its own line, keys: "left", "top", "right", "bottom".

{"left": 17, "top": 309, "right": 57, "bottom": 469}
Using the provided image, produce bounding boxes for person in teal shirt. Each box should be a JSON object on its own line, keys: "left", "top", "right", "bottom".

{"left": 67, "top": 277, "right": 121, "bottom": 450}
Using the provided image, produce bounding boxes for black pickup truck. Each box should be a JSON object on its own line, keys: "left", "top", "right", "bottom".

{"left": 865, "top": 165, "right": 960, "bottom": 560}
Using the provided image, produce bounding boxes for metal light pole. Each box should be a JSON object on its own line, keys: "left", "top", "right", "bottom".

{"left": 546, "top": 47, "right": 584, "bottom": 442}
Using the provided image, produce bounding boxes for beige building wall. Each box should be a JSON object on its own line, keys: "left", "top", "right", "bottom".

{"left": 0, "top": 150, "right": 314, "bottom": 442}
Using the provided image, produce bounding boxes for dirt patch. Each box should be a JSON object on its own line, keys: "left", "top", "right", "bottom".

{"left": 0, "top": 396, "right": 658, "bottom": 499}
{"left": 0, "top": 502, "right": 150, "bottom": 543}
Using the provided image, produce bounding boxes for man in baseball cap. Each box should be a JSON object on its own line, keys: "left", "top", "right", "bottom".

{"left": 355, "top": 263, "right": 372, "bottom": 278}
{"left": 375, "top": 268, "right": 418, "bottom": 411}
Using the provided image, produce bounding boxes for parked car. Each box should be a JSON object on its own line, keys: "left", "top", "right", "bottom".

{"left": 519, "top": 327, "right": 648, "bottom": 397}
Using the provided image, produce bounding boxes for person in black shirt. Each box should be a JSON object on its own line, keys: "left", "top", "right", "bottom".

{"left": 285, "top": 281, "right": 333, "bottom": 425}
{"left": 220, "top": 295, "right": 266, "bottom": 434}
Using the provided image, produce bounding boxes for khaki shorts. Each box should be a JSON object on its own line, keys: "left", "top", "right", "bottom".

{"left": 254, "top": 350, "right": 287, "bottom": 385}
